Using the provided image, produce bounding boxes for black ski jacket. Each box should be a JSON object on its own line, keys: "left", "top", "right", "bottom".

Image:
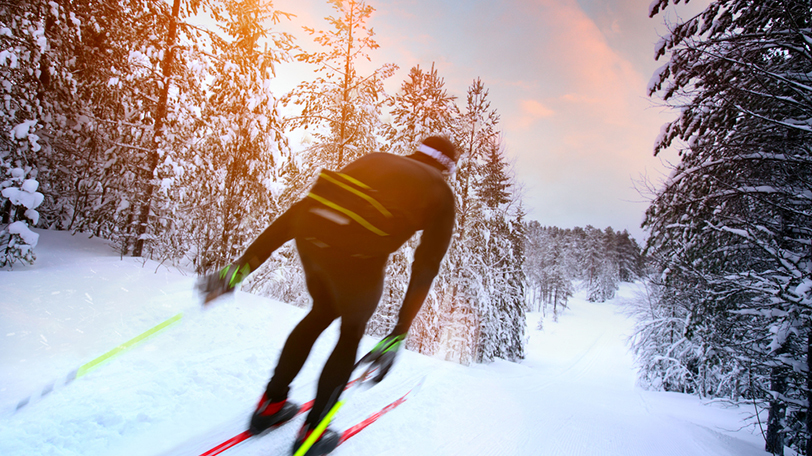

{"left": 237, "top": 152, "right": 456, "bottom": 335}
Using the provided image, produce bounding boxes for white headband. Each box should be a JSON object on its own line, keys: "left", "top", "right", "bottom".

{"left": 417, "top": 143, "right": 456, "bottom": 172}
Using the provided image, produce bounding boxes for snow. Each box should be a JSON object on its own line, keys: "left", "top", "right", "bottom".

{"left": 10, "top": 120, "right": 37, "bottom": 140}
{"left": 21, "top": 179, "right": 39, "bottom": 194}
{"left": 796, "top": 279, "right": 812, "bottom": 302}
{"left": 648, "top": 64, "right": 667, "bottom": 94}
{"left": 0, "top": 230, "right": 770, "bottom": 456}
{"left": 2, "top": 184, "right": 45, "bottom": 209}
{"left": 7, "top": 221, "right": 39, "bottom": 247}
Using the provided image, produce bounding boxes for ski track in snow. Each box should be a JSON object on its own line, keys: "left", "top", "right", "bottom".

{"left": 0, "top": 230, "right": 771, "bottom": 456}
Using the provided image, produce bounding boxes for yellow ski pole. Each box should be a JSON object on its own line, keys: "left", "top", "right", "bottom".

{"left": 293, "top": 364, "right": 376, "bottom": 456}
{"left": 7, "top": 312, "right": 183, "bottom": 416}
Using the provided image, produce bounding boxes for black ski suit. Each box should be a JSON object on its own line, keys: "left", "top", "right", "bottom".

{"left": 235, "top": 152, "right": 455, "bottom": 426}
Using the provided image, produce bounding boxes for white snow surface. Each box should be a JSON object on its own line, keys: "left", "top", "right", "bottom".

{"left": 1, "top": 230, "right": 770, "bottom": 456}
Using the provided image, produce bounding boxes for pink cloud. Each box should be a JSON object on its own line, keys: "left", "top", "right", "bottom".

{"left": 515, "top": 99, "right": 555, "bottom": 129}
{"left": 522, "top": 99, "right": 555, "bottom": 117}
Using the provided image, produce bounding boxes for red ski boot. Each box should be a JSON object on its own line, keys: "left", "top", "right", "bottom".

{"left": 249, "top": 393, "right": 299, "bottom": 435}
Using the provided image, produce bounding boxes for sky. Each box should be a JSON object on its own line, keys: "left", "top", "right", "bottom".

{"left": 265, "top": 0, "right": 710, "bottom": 243}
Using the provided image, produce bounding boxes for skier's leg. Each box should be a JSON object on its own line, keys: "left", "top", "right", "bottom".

{"left": 264, "top": 249, "right": 339, "bottom": 401}
{"left": 252, "top": 301, "right": 336, "bottom": 435}
{"left": 304, "top": 317, "right": 366, "bottom": 427}
{"left": 264, "top": 306, "right": 336, "bottom": 401}
{"left": 304, "top": 267, "right": 384, "bottom": 427}
{"left": 250, "top": 246, "right": 341, "bottom": 435}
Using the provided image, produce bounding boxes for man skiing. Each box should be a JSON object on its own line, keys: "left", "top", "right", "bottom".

{"left": 199, "top": 136, "right": 457, "bottom": 456}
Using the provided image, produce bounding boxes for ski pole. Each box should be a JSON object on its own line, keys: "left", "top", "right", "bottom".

{"left": 293, "top": 364, "right": 377, "bottom": 456}
{"left": 5, "top": 311, "right": 183, "bottom": 416}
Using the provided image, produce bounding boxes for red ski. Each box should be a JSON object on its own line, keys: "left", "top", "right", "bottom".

{"left": 199, "top": 375, "right": 422, "bottom": 456}
{"left": 337, "top": 376, "right": 424, "bottom": 445}
{"left": 200, "top": 399, "right": 312, "bottom": 456}
{"left": 199, "top": 376, "right": 366, "bottom": 456}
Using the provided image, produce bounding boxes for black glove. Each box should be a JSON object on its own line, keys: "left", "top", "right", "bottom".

{"left": 357, "top": 333, "right": 405, "bottom": 383}
{"left": 197, "top": 263, "right": 251, "bottom": 304}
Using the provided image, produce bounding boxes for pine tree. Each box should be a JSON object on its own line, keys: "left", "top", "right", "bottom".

{"left": 524, "top": 224, "right": 636, "bottom": 320}
{"left": 130, "top": 0, "right": 226, "bottom": 257}
{"left": 129, "top": 0, "right": 183, "bottom": 257}
{"left": 477, "top": 136, "right": 525, "bottom": 361}
{"left": 367, "top": 62, "right": 456, "bottom": 344}
{"left": 427, "top": 78, "right": 493, "bottom": 362}
{"left": 385, "top": 62, "right": 458, "bottom": 155}
{"left": 478, "top": 138, "right": 511, "bottom": 210}
{"left": 403, "top": 77, "right": 528, "bottom": 364}
{"left": 0, "top": 0, "right": 177, "bottom": 263}
{"left": 182, "top": 0, "right": 294, "bottom": 274}
{"left": 454, "top": 77, "right": 499, "bottom": 236}
{"left": 0, "top": 1, "right": 51, "bottom": 266}
{"left": 283, "top": 0, "right": 396, "bottom": 175}
{"left": 645, "top": 1, "right": 812, "bottom": 453}
{"left": 583, "top": 226, "right": 617, "bottom": 303}
{"left": 613, "top": 229, "right": 642, "bottom": 282}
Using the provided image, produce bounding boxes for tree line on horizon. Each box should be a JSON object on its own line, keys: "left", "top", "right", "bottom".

{"left": 524, "top": 223, "right": 644, "bottom": 326}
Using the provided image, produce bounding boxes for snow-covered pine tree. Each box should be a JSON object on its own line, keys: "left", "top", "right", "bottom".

{"left": 506, "top": 203, "right": 528, "bottom": 356}
{"left": 178, "top": 0, "right": 293, "bottom": 275}
{"left": 645, "top": 1, "right": 812, "bottom": 453}
{"left": 413, "top": 77, "right": 494, "bottom": 362}
{"left": 548, "top": 259, "right": 574, "bottom": 321}
{"left": 130, "top": 0, "right": 184, "bottom": 258}
{"left": 129, "top": 0, "right": 239, "bottom": 258}
{"left": 582, "top": 226, "right": 603, "bottom": 302}
{"left": 282, "top": 0, "right": 396, "bottom": 176}
{"left": 55, "top": 0, "right": 184, "bottom": 253}
{"left": 611, "top": 229, "right": 643, "bottom": 282}
{"left": 475, "top": 135, "right": 525, "bottom": 362}
{"left": 384, "top": 62, "right": 458, "bottom": 155}
{"left": 0, "top": 0, "right": 170, "bottom": 263}
{"left": 628, "top": 275, "right": 707, "bottom": 394}
{"left": 582, "top": 226, "right": 618, "bottom": 303}
{"left": 0, "top": 0, "right": 228, "bottom": 264}
{"left": 366, "top": 61, "right": 457, "bottom": 344}
{"left": 523, "top": 221, "right": 545, "bottom": 312}
{"left": 454, "top": 78, "right": 498, "bottom": 235}
{"left": 524, "top": 225, "right": 575, "bottom": 320}
{"left": 0, "top": 169, "right": 44, "bottom": 267}
{"left": 525, "top": 225, "right": 635, "bottom": 318}
{"left": 0, "top": 1, "right": 51, "bottom": 266}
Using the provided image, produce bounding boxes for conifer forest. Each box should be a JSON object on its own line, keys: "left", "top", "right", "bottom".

{"left": 2, "top": 0, "right": 811, "bottom": 454}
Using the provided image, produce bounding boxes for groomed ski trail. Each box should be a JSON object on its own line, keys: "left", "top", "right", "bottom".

{"left": 360, "top": 289, "right": 771, "bottom": 456}
{"left": 0, "top": 230, "right": 771, "bottom": 456}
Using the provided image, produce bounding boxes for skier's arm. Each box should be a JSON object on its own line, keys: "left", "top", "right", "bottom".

{"left": 199, "top": 200, "right": 304, "bottom": 304}
{"left": 236, "top": 200, "right": 304, "bottom": 271}
{"left": 392, "top": 198, "right": 454, "bottom": 336}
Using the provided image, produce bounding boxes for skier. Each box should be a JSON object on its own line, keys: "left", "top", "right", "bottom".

{"left": 199, "top": 136, "right": 457, "bottom": 456}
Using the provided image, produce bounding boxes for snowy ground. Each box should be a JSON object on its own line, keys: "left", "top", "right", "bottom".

{"left": 1, "top": 230, "right": 771, "bottom": 456}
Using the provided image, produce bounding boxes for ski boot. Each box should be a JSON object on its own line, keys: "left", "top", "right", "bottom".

{"left": 291, "top": 423, "right": 339, "bottom": 456}
{"left": 249, "top": 393, "right": 299, "bottom": 435}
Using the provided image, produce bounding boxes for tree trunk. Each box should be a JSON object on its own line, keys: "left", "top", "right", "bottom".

{"left": 336, "top": 1, "right": 355, "bottom": 168}
{"left": 132, "top": 0, "right": 181, "bottom": 257}
{"left": 806, "top": 328, "right": 812, "bottom": 456}
{"left": 766, "top": 346, "right": 787, "bottom": 455}
{"left": 2, "top": 199, "right": 10, "bottom": 224}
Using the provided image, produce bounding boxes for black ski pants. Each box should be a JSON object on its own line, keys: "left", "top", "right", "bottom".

{"left": 264, "top": 238, "right": 387, "bottom": 427}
